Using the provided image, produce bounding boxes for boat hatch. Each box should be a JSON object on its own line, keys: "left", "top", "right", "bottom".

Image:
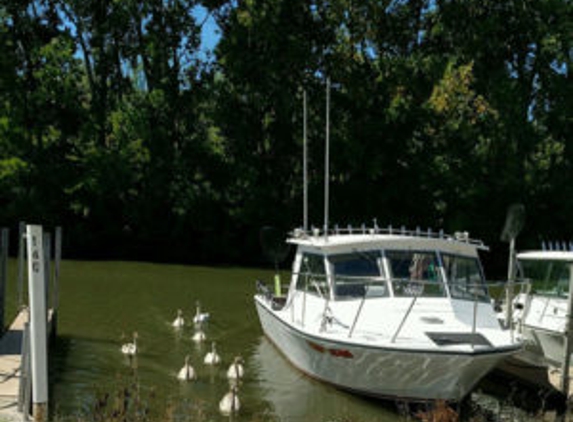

{"left": 425, "top": 332, "right": 492, "bottom": 347}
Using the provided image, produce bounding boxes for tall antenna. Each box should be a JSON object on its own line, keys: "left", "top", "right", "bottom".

{"left": 324, "top": 78, "right": 330, "bottom": 239}
{"left": 303, "top": 90, "right": 308, "bottom": 231}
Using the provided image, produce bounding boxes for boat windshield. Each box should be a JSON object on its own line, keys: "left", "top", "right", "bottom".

{"left": 519, "top": 259, "right": 572, "bottom": 298}
{"left": 442, "top": 254, "right": 488, "bottom": 302}
{"left": 296, "top": 253, "right": 329, "bottom": 298}
{"left": 330, "top": 251, "right": 386, "bottom": 299}
{"left": 386, "top": 251, "right": 445, "bottom": 297}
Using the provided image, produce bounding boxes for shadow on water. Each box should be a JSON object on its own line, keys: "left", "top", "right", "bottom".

{"left": 49, "top": 334, "right": 72, "bottom": 387}
{"left": 471, "top": 370, "right": 568, "bottom": 420}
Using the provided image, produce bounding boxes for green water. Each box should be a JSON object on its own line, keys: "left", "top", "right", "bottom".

{"left": 45, "top": 260, "right": 404, "bottom": 422}
{"left": 1, "top": 259, "right": 550, "bottom": 421}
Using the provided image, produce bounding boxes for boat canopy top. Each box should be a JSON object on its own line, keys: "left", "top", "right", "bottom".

{"left": 288, "top": 227, "right": 487, "bottom": 257}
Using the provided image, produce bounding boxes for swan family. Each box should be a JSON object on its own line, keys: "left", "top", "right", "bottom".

{"left": 120, "top": 332, "right": 138, "bottom": 356}
{"left": 177, "top": 355, "right": 196, "bottom": 381}
{"left": 204, "top": 342, "right": 221, "bottom": 365}
{"left": 121, "top": 303, "right": 244, "bottom": 415}
{"left": 193, "top": 301, "right": 210, "bottom": 325}
{"left": 172, "top": 309, "right": 184, "bottom": 328}
{"left": 227, "top": 356, "right": 244, "bottom": 379}
{"left": 219, "top": 385, "right": 240, "bottom": 415}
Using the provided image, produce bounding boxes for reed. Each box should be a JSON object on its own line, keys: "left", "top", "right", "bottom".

{"left": 50, "top": 371, "right": 281, "bottom": 422}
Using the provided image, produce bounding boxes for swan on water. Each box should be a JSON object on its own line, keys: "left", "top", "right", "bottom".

{"left": 192, "top": 325, "right": 206, "bottom": 343}
{"left": 177, "top": 355, "right": 196, "bottom": 381}
{"left": 121, "top": 332, "right": 138, "bottom": 356}
{"left": 219, "top": 385, "right": 240, "bottom": 415}
{"left": 226, "top": 356, "right": 244, "bottom": 379}
{"left": 204, "top": 341, "right": 221, "bottom": 365}
{"left": 172, "top": 309, "right": 184, "bottom": 328}
{"left": 193, "top": 301, "right": 210, "bottom": 325}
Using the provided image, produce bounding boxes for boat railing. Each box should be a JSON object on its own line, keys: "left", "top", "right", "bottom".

{"left": 291, "top": 224, "right": 487, "bottom": 248}
{"left": 388, "top": 278, "right": 485, "bottom": 343}
{"left": 256, "top": 280, "right": 287, "bottom": 310}
{"left": 389, "top": 279, "right": 530, "bottom": 345}
{"left": 257, "top": 274, "right": 529, "bottom": 344}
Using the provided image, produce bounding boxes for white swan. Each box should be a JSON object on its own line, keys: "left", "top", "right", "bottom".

{"left": 204, "top": 342, "right": 221, "bottom": 365}
{"left": 192, "top": 325, "right": 206, "bottom": 343}
{"left": 172, "top": 309, "right": 184, "bottom": 328}
{"left": 193, "top": 301, "right": 210, "bottom": 325}
{"left": 177, "top": 355, "right": 196, "bottom": 381}
{"left": 121, "top": 332, "right": 138, "bottom": 356}
{"left": 219, "top": 385, "right": 240, "bottom": 415}
{"left": 226, "top": 356, "right": 244, "bottom": 379}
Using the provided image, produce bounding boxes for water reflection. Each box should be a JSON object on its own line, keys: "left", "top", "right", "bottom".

{"left": 252, "top": 336, "right": 399, "bottom": 422}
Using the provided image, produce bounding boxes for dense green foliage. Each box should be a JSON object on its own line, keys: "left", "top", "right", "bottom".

{"left": 0, "top": 0, "right": 571, "bottom": 272}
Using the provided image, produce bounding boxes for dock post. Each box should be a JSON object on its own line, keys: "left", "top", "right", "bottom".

{"left": 43, "top": 233, "right": 51, "bottom": 315}
{"left": 0, "top": 228, "right": 8, "bottom": 332}
{"left": 560, "top": 264, "right": 573, "bottom": 395}
{"left": 26, "top": 225, "right": 48, "bottom": 422}
{"left": 18, "top": 321, "right": 31, "bottom": 418}
{"left": 18, "top": 222, "right": 26, "bottom": 308}
{"left": 52, "top": 227, "right": 62, "bottom": 336}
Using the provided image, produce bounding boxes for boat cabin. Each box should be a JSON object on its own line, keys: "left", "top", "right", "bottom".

{"left": 286, "top": 230, "right": 490, "bottom": 304}
{"left": 517, "top": 251, "right": 573, "bottom": 298}
{"left": 512, "top": 250, "right": 573, "bottom": 339}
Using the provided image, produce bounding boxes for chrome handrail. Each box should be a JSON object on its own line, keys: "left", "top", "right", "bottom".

{"left": 290, "top": 225, "right": 487, "bottom": 248}
{"left": 258, "top": 271, "right": 530, "bottom": 343}
{"left": 391, "top": 293, "right": 420, "bottom": 343}
{"left": 472, "top": 288, "right": 478, "bottom": 349}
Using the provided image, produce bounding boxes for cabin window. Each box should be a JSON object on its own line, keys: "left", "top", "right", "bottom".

{"left": 442, "top": 254, "right": 488, "bottom": 302}
{"left": 386, "top": 251, "right": 445, "bottom": 297}
{"left": 519, "top": 260, "right": 571, "bottom": 298}
{"left": 296, "top": 253, "right": 329, "bottom": 298}
{"left": 330, "top": 251, "right": 387, "bottom": 299}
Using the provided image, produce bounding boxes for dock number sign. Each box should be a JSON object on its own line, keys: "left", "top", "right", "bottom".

{"left": 31, "top": 233, "right": 41, "bottom": 274}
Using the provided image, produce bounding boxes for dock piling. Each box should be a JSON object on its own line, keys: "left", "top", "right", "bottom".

{"left": 43, "top": 233, "right": 51, "bottom": 314}
{"left": 54, "top": 228, "right": 62, "bottom": 305}
{"left": 52, "top": 227, "right": 62, "bottom": 334}
{"left": 18, "top": 321, "right": 31, "bottom": 420}
{"left": 0, "top": 228, "right": 8, "bottom": 332}
{"left": 560, "top": 264, "right": 573, "bottom": 395}
{"left": 18, "top": 222, "right": 26, "bottom": 308}
{"left": 26, "top": 225, "right": 48, "bottom": 422}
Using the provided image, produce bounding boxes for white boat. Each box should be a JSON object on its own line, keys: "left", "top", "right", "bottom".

{"left": 502, "top": 247, "right": 573, "bottom": 394}
{"left": 254, "top": 226, "right": 521, "bottom": 401}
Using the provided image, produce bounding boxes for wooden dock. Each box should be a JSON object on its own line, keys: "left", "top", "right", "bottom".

{"left": 0, "top": 309, "right": 29, "bottom": 421}
{"left": 0, "top": 309, "right": 54, "bottom": 422}
{"left": 0, "top": 224, "right": 61, "bottom": 422}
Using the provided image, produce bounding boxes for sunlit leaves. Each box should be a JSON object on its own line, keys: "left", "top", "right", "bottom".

{"left": 427, "top": 61, "right": 498, "bottom": 127}
{"left": 0, "top": 157, "right": 28, "bottom": 183}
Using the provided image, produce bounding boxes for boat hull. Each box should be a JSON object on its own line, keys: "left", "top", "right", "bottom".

{"left": 255, "top": 296, "right": 517, "bottom": 401}
{"left": 524, "top": 326, "right": 566, "bottom": 366}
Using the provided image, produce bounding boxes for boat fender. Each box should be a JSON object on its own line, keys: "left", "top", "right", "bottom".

{"left": 274, "top": 274, "right": 282, "bottom": 297}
